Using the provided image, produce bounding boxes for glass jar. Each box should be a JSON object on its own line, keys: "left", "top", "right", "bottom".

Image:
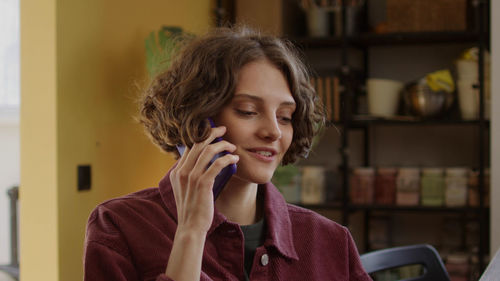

{"left": 445, "top": 168, "right": 468, "bottom": 207}
{"left": 396, "top": 167, "right": 420, "bottom": 206}
{"left": 350, "top": 167, "right": 375, "bottom": 205}
{"left": 421, "top": 168, "right": 445, "bottom": 206}
{"left": 375, "top": 168, "right": 397, "bottom": 205}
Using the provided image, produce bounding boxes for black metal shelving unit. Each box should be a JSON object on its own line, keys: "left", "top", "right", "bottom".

{"left": 475, "top": 0, "right": 490, "bottom": 272}
{"left": 218, "top": 0, "right": 491, "bottom": 275}
{"left": 294, "top": 0, "right": 491, "bottom": 274}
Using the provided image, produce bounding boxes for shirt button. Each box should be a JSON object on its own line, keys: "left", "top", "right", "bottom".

{"left": 260, "top": 254, "right": 269, "bottom": 266}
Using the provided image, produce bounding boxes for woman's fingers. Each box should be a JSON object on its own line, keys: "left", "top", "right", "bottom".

{"left": 179, "top": 126, "right": 228, "bottom": 171}
{"left": 203, "top": 154, "right": 239, "bottom": 184}
{"left": 191, "top": 139, "right": 236, "bottom": 173}
{"left": 174, "top": 125, "right": 236, "bottom": 195}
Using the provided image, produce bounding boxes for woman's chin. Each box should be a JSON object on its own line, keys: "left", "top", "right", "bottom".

{"left": 233, "top": 172, "right": 273, "bottom": 185}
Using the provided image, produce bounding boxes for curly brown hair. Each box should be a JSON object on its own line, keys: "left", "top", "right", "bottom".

{"left": 140, "top": 26, "right": 325, "bottom": 165}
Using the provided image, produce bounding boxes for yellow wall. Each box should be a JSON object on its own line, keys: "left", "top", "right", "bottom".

{"left": 21, "top": 1, "right": 213, "bottom": 280}
{"left": 20, "top": 0, "right": 59, "bottom": 279}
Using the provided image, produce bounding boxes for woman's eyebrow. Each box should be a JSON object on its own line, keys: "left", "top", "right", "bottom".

{"left": 234, "top": 93, "right": 296, "bottom": 107}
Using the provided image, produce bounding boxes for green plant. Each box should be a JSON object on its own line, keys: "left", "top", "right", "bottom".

{"left": 144, "top": 26, "right": 194, "bottom": 78}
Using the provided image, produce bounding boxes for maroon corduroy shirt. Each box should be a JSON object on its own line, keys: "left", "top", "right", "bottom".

{"left": 84, "top": 169, "right": 372, "bottom": 281}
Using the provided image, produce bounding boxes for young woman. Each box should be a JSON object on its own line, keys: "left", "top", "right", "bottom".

{"left": 84, "top": 26, "right": 371, "bottom": 281}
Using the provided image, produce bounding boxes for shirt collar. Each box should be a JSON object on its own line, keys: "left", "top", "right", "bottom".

{"left": 158, "top": 165, "right": 299, "bottom": 261}
{"left": 260, "top": 181, "right": 299, "bottom": 260}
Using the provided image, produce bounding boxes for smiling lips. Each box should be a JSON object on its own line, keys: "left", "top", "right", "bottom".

{"left": 247, "top": 148, "right": 278, "bottom": 162}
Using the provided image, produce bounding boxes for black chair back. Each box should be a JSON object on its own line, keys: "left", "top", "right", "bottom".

{"left": 360, "top": 244, "right": 450, "bottom": 281}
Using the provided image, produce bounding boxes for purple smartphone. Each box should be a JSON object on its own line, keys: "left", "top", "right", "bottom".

{"left": 176, "top": 118, "right": 237, "bottom": 200}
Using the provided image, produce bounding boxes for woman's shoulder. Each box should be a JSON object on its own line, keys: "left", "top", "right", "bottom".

{"left": 84, "top": 187, "right": 177, "bottom": 265}
{"left": 285, "top": 203, "right": 348, "bottom": 236}
{"left": 97, "top": 187, "right": 161, "bottom": 207}
{"left": 91, "top": 187, "right": 160, "bottom": 210}
{"left": 87, "top": 187, "right": 170, "bottom": 229}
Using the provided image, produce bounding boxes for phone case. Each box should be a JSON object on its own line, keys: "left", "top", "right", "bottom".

{"left": 176, "top": 118, "right": 237, "bottom": 200}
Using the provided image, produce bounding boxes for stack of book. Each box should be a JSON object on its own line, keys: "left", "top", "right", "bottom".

{"left": 310, "top": 75, "right": 341, "bottom": 122}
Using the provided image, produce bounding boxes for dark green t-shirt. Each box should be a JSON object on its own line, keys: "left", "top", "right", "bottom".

{"left": 240, "top": 219, "right": 265, "bottom": 280}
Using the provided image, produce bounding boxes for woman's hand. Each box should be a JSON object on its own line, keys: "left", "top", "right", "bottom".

{"left": 169, "top": 126, "right": 239, "bottom": 235}
{"left": 166, "top": 126, "right": 238, "bottom": 280}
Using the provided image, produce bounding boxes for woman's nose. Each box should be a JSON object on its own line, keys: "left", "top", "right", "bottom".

{"left": 257, "top": 116, "right": 282, "bottom": 141}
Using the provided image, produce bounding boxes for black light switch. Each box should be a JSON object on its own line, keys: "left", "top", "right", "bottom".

{"left": 78, "top": 165, "right": 91, "bottom": 191}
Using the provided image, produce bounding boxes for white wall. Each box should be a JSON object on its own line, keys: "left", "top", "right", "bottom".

{"left": 0, "top": 0, "right": 20, "bottom": 266}
{"left": 490, "top": 0, "right": 500, "bottom": 255}
{"left": 0, "top": 110, "right": 20, "bottom": 265}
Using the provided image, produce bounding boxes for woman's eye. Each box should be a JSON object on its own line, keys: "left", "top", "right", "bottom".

{"left": 279, "top": 116, "right": 293, "bottom": 124}
{"left": 236, "top": 109, "right": 257, "bottom": 116}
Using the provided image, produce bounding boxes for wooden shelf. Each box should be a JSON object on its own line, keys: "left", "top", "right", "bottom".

{"left": 299, "top": 203, "right": 489, "bottom": 214}
{"left": 327, "top": 118, "right": 490, "bottom": 128}
{"left": 351, "top": 31, "right": 482, "bottom": 46}
{"left": 291, "top": 31, "right": 482, "bottom": 49}
{"left": 347, "top": 204, "right": 488, "bottom": 213}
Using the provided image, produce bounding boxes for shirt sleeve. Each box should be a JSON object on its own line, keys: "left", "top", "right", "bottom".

{"left": 345, "top": 229, "right": 373, "bottom": 281}
{"left": 84, "top": 240, "right": 176, "bottom": 281}
{"left": 84, "top": 240, "right": 141, "bottom": 281}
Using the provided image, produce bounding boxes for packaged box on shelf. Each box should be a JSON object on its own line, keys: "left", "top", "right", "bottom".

{"left": 350, "top": 167, "right": 375, "bottom": 205}
{"left": 374, "top": 167, "right": 398, "bottom": 205}
{"left": 396, "top": 167, "right": 421, "bottom": 206}
{"left": 386, "top": 0, "right": 467, "bottom": 33}
{"left": 445, "top": 168, "right": 469, "bottom": 207}
{"left": 301, "top": 166, "right": 326, "bottom": 204}
{"left": 421, "top": 168, "right": 445, "bottom": 206}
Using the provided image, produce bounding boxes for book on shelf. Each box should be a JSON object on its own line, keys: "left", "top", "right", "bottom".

{"left": 311, "top": 75, "right": 341, "bottom": 122}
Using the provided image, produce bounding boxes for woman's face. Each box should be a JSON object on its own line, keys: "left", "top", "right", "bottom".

{"left": 213, "top": 59, "right": 295, "bottom": 184}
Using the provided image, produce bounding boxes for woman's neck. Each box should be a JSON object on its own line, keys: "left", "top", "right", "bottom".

{"left": 215, "top": 176, "right": 263, "bottom": 226}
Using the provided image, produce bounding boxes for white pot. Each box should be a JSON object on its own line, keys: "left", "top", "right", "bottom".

{"left": 457, "top": 79, "right": 479, "bottom": 120}
{"left": 367, "top": 78, "right": 404, "bottom": 118}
